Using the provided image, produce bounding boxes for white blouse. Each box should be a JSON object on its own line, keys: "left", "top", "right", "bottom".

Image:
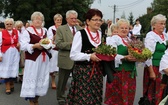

{"left": 160, "top": 49, "right": 168, "bottom": 74}
{"left": 106, "top": 35, "right": 130, "bottom": 68}
{"left": 70, "top": 28, "right": 102, "bottom": 61}
{"left": 47, "top": 25, "right": 56, "bottom": 40}
{"left": 144, "top": 31, "right": 168, "bottom": 67}
{"left": 20, "top": 27, "right": 47, "bottom": 54}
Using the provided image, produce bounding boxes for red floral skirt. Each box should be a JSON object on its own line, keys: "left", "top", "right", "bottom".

{"left": 143, "top": 66, "right": 162, "bottom": 105}
{"left": 67, "top": 63, "right": 103, "bottom": 105}
{"left": 104, "top": 69, "right": 136, "bottom": 105}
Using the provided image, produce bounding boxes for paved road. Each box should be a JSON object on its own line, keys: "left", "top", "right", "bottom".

{"left": 0, "top": 75, "right": 72, "bottom": 105}
{"left": 0, "top": 63, "right": 144, "bottom": 105}
{"left": 134, "top": 62, "right": 145, "bottom": 105}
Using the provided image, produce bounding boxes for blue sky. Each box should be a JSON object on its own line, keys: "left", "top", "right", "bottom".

{"left": 91, "top": 0, "right": 153, "bottom": 21}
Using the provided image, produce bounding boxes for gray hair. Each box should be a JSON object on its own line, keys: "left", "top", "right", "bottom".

{"left": 151, "top": 14, "right": 167, "bottom": 27}
{"left": 15, "top": 20, "right": 23, "bottom": 27}
{"left": 4, "top": 18, "right": 14, "bottom": 25}
{"left": 31, "top": 11, "right": 44, "bottom": 22}
{"left": 66, "top": 10, "right": 78, "bottom": 18}
{"left": 116, "top": 19, "right": 130, "bottom": 28}
{"left": 53, "top": 13, "right": 63, "bottom": 21}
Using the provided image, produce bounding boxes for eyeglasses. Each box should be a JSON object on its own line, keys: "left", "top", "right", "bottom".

{"left": 91, "top": 19, "right": 102, "bottom": 22}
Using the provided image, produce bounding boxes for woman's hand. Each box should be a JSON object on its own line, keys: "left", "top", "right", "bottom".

{"left": 16, "top": 43, "right": 20, "bottom": 48}
{"left": 90, "top": 53, "right": 101, "bottom": 62}
{"left": 123, "top": 55, "right": 136, "bottom": 61}
{"left": 149, "top": 71, "right": 156, "bottom": 80}
{"left": 32, "top": 43, "right": 43, "bottom": 50}
{"left": 148, "top": 66, "right": 156, "bottom": 80}
{"left": 0, "top": 57, "right": 2, "bottom": 62}
{"left": 164, "top": 68, "right": 168, "bottom": 76}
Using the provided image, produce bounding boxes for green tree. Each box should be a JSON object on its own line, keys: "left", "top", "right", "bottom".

{"left": 0, "top": 0, "right": 94, "bottom": 28}
{"left": 128, "top": 12, "right": 134, "bottom": 25}
{"left": 151, "top": 0, "right": 168, "bottom": 17}
{"left": 139, "top": 13, "right": 154, "bottom": 34}
{"left": 138, "top": 0, "right": 168, "bottom": 34}
{"left": 151, "top": 0, "right": 168, "bottom": 30}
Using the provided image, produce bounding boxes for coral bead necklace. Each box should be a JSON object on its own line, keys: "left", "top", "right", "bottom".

{"left": 86, "top": 27, "right": 100, "bottom": 44}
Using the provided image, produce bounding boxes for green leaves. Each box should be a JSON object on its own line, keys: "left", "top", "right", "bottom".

{"left": 92, "top": 43, "right": 116, "bottom": 56}
{"left": 128, "top": 40, "right": 152, "bottom": 61}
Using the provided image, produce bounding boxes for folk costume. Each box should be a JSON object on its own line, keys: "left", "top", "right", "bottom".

{"left": 20, "top": 26, "right": 51, "bottom": 99}
{"left": 67, "top": 28, "right": 103, "bottom": 105}
{"left": 0, "top": 29, "right": 20, "bottom": 79}
{"left": 47, "top": 25, "right": 59, "bottom": 73}
{"left": 144, "top": 31, "right": 168, "bottom": 105}
{"left": 105, "top": 35, "right": 136, "bottom": 105}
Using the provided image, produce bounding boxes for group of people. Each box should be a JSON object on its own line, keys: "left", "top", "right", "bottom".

{"left": 0, "top": 8, "right": 168, "bottom": 105}
{"left": 0, "top": 11, "right": 62, "bottom": 105}
{"left": 104, "top": 14, "right": 168, "bottom": 105}
{"left": 102, "top": 17, "right": 142, "bottom": 41}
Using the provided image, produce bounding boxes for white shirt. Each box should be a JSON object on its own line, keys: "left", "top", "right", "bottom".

{"left": 106, "top": 35, "right": 130, "bottom": 67}
{"left": 132, "top": 24, "right": 142, "bottom": 35}
{"left": 144, "top": 31, "right": 168, "bottom": 67}
{"left": 70, "top": 28, "right": 101, "bottom": 61}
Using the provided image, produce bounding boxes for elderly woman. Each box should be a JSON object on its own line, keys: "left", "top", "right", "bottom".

{"left": 105, "top": 19, "right": 137, "bottom": 105}
{"left": 47, "top": 13, "right": 62, "bottom": 89}
{"left": 143, "top": 14, "right": 168, "bottom": 105}
{"left": 15, "top": 20, "right": 25, "bottom": 83}
{"left": 15, "top": 20, "right": 24, "bottom": 34}
{"left": 67, "top": 9, "right": 103, "bottom": 105}
{"left": 20, "top": 11, "right": 51, "bottom": 105}
{"left": 0, "top": 18, "right": 20, "bottom": 95}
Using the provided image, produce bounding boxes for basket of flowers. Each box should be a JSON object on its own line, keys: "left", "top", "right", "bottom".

{"left": 92, "top": 43, "right": 117, "bottom": 61}
{"left": 128, "top": 40, "right": 152, "bottom": 62}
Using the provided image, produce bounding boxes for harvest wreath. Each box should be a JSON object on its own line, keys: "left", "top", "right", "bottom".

{"left": 92, "top": 43, "right": 116, "bottom": 61}
{"left": 128, "top": 40, "right": 152, "bottom": 62}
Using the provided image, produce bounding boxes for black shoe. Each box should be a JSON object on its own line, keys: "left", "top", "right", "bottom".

{"left": 5, "top": 90, "right": 11, "bottom": 95}
{"left": 11, "top": 87, "right": 14, "bottom": 92}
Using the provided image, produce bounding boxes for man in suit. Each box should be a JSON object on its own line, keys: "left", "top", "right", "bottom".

{"left": 55, "top": 10, "right": 82, "bottom": 104}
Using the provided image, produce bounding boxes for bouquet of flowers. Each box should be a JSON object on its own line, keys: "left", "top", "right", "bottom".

{"left": 92, "top": 43, "right": 116, "bottom": 61}
{"left": 128, "top": 40, "right": 152, "bottom": 62}
{"left": 40, "top": 38, "right": 52, "bottom": 49}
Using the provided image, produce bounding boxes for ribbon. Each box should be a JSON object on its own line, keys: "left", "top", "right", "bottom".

{"left": 42, "top": 51, "right": 46, "bottom": 62}
{"left": 89, "top": 62, "right": 100, "bottom": 81}
{"left": 131, "top": 65, "right": 137, "bottom": 78}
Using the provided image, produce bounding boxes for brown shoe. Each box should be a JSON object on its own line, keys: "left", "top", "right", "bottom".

{"left": 5, "top": 82, "right": 11, "bottom": 95}
{"left": 34, "top": 101, "right": 39, "bottom": 105}
{"left": 29, "top": 100, "right": 34, "bottom": 105}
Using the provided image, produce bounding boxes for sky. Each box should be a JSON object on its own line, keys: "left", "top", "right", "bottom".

{"left": 91, "top": 0, "right": 153, "bottom": 22}
{"left": 0, "top": 0, "right": 153, "bottom": 22}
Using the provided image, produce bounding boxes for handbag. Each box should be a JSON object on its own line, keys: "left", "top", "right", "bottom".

{"left": 138, "top": 80, "right": 155, "bottom": 105}
{"left": 138, "top": 95, "right": 151, "bottom": 105}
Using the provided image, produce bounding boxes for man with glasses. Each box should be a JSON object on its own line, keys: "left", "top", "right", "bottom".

{"left": 55, "top": 10, "right": 82, "bottom": 105}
